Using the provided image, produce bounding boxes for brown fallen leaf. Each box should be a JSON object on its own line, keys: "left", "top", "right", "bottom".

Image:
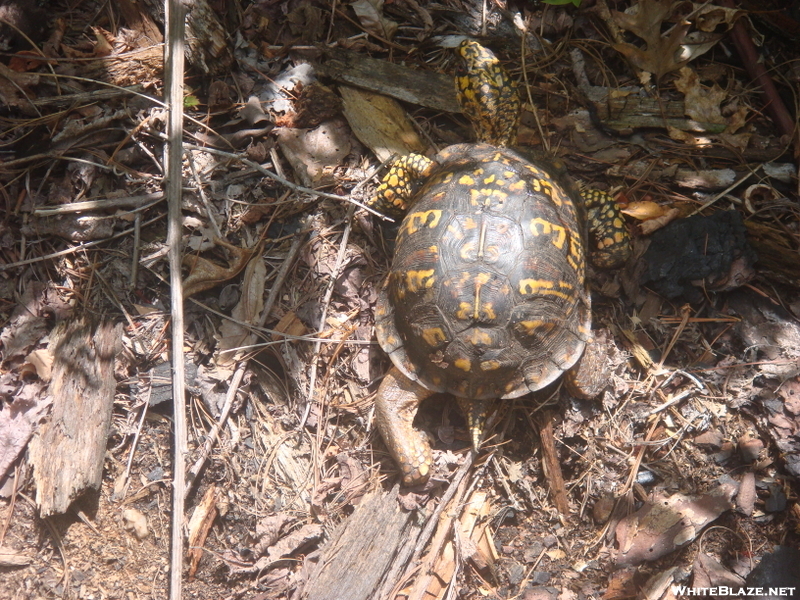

{"left": 216, "top": 255, "right": 266, "bottom": 365}
{"left": 615, "top": 482, "right": 737, "bottom": 565}
{"left": 182, "top": 238, "right": 255, "bottom": 299}
{"left": 638, "top": 207, "right": 681, "bottom": 235}
{"left": 340, "top": 86, "right": 428, "bottom": 163}
{"left": 351, "top": 0, "right": 398, "bottom": 40}
{"left": 612, "top": 0, "right": 690, "bottom": 82}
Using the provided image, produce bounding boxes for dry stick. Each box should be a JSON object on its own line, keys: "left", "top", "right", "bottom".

{"left": 182, "top": 144, "right": 390, "bottom": 220}
{"left": 0, "top": 213, "right": 165, "bottom": 271}
{"left": 185, "top": 227, "right": 310, "bottom": 493}
{"left": 535, "top": 410, "right": 570, "bottom": 516}
{"left": 721, "top": 0, "right": 796, "bottom": 140}
{"left": 164, "top": 0, "right": 187, "bottom": 598}
{"left": 299, "top": 208, "right": 355, "bottom": 500}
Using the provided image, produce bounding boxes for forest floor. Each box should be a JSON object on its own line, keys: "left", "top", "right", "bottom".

{"left": 1, "top": 0, "right": 800, "bottom": 599}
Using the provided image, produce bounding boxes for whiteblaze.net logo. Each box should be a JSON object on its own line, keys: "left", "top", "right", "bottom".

{"left": 672, "top": 587, "right": 797, "bottom": 597}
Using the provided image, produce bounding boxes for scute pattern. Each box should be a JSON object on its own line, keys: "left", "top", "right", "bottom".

{"left": 371, "top": 39, "right": 628, "bottom": 485}
{"left": 374, "top": 143, "right": 590, "bottom": 401}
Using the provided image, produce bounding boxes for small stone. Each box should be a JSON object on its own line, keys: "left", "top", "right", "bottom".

{"left": 542, "top": 534, "right": 558, "bottom": 548}
{"left": 592, "top": 493, "right": 615, "bottom": 523}
{"left": 122, "top": 508, "right": 149, "bottom": 540}
{"left": 523, "top": 541, "right": 544, "bottom": 563}
{"left": 738, "top": 433, "right": 765, "bottom": 463}
{"left": 693, "top": 430, "right": 724, "bottom": 448}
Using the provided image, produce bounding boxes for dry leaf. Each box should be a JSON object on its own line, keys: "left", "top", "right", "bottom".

{"left": 272, "top": 311, "right": 308, "bottom": 341}
{"left": 613, "top": 1, "right": 739, "bottom": 80}
{"left": 639, "top": 207, "right": 681, "bottom": 234}
{"left": 351, "top": 0, "right": 398, "bottom": 40}
{"left": 674, "top": 67, "right": 726, "bottom": 132}
{"left": 92, "top": 27, "right": 113, "bottom": 56}
{"left": 216, "top": 255, "right": 266, "bottom": 365}
{"left": 694, "top": 4, "right": 743, "bottom": 33}
{"left": 23, "top": 348, "right": 53, "bottom": 381}
{"left": 340, "top": 86, "right": 427, "bottom": 162}
{"left": 622, "top": 200, "right": 667, "bottom": 221}
{"left": 0, "top": 389, "right": 49, "bottom": 482}
{"left": 0, "top": 61, "right": 39, "bottom": 109}
{"left": 615, "top": 483, "right": 737, "bottom": 565}
{"left": 612, "top": 0, "right": 690, "bottom": 81}
{"left": 182, "top": 238, "right": 254, "bottom": 298}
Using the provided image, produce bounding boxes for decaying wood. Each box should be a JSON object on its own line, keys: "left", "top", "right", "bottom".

{"left": 317, "top": 48, "right": 460, "bottom": 114}
{"left": 535, "top": 410, "right": 570, "bottom": 515}
{"left": 29, "top": 319, "right": 121, "bottom": 517}
{"left": 300, "top": 487, "right": 421, "bottom": 600}
{"left": 745, "top": 220, "right": 800, "bottom": 284}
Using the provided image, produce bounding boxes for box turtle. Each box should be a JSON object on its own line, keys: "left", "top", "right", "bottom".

{"left": 371, "top": 40, "right": 630, "bottom": 486}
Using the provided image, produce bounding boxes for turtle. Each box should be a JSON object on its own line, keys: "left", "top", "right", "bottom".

{"left": 370, "top": 40, "right": 630, "bottom": 485}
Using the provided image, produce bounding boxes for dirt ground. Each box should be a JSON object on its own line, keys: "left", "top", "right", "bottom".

{"left": 1, "top": 0, "right": 800, "bottom": 599}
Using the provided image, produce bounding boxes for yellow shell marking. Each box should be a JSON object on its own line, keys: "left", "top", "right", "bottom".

{"left": 447, "top": 223, "right": 465, "bottom": 239}
{"left": 481, "top": 302, "right": 497, "bottom": 320}
{"left": 454, "top": 358, "right": 472, "bottom": 372}
{"left": 518, "top": 279, "right": 572, "bottom": 300}
{"left": 460, "top": 242, "right": 477, "bottom": 260}
{"left": 529, "top": 218, "right": 567, "bottom": 249}
{"left": 456, "top": 302, "right": 473, "bottom": 320}
{"left": 516, "top": 320, "right": 557, "bottom": 335}
{"left": 405, "top": 269, "right": 435, "bottom": 293}
{"left": 459, "top": 174, "right": 476, "bottom": 186}
{"left": 480, "top": 359, "right": 501, "bottom": 371}
{"left": 403, "top": 210, "right": 443, "bottom": 235}
{"left": 469, "top": 329, "right": 493, "bottom": 346}
{"left": 421, "top": 327, "right": 447, "bottom": 347}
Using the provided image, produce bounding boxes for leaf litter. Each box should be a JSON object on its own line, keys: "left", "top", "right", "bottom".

{"left": 0, "top": 0, "right": 798, "bottom": 599}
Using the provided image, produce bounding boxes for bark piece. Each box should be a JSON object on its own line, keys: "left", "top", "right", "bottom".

{"left": 317, "top": 47, "right": 460, "bottom": 114}
{"left": 29, "top": 319, "right": 121, "bottom": 517}
{"left": 300, "top": 488, "right": 420, "bottom": 600}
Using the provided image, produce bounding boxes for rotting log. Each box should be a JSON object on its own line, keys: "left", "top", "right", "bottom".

{"left": 29, "top": 319, "right": 121, "bottom": 517}
{"left": 316, "top": 47, "right": 460, "bottom": 114}
{"left": 299, "top": 487, "right": 422, "bottom": 600}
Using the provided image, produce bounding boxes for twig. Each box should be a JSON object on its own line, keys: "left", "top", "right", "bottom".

{"left": 0, "top": 213, "right": 165, "bottom": 271}
{"left": 721, "top": 0, "right": 796, "bottom": 139}
{"left": 183, "top": 144, "right": 391, "bottom": 220}
{"left": 187, "top": 152, "right": 223, "bottom": 239}
{"left": 185, "top": 226, "right": 309, "bottom": 494}
{"left": 164, "top": 0, "right": 187, "bottom": 597}
{"left": 32, "top": 192, "right": 163, "bottom": 216}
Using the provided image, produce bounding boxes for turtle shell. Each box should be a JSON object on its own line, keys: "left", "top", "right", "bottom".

{"left": 374, "top": 143, "right": 591, "bottom": 401}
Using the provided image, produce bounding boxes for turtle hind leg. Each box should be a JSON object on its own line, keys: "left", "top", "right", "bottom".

{"left": 374, "top": 366, "right": 435, "bottom": 485}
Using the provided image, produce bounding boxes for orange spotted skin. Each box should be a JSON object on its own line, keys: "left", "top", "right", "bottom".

{"left": 371, "top": 40, "right": 629, "bottom": 486}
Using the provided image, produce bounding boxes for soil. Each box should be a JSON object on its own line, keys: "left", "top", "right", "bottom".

{"left": 1, "top": 1, "right": 799, "bottom": 599}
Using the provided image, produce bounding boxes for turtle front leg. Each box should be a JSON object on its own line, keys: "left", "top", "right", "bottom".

{"left": 375, "top": 366, "right": 435, "bottom": 485}
{"left": 371, "top": 154, "right": 435, "bottom": 217}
